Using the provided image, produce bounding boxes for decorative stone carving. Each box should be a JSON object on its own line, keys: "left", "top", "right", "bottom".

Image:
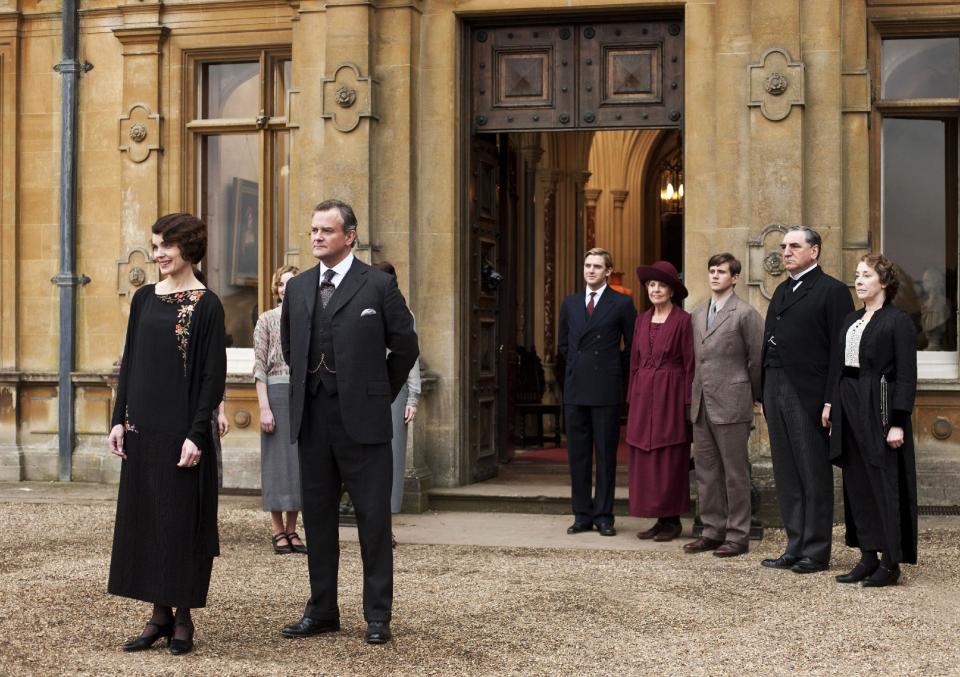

{"left": 128, "top": 123, "right": 147, "bottom": 143}
{"left": 234, "top": 410, "right": 251, "bottom": 429}
{"left": 321, "top": 63, "right": 379, "bottom": 133}
{"left": 335, "top": 86, "right": 357, "bottom": 108}
{"left": 747, "top": 224, "right": 788, "bottom": 299}
{"left": 116, "top": 247, "right": 156, "bottom": 296}
{"left": 118, "top": 104, "right": 161, "bottom": 163}
{"left": 932, "top": 417, "right": 953, "bottom": 440}
{"left": 748, "top": 48, "right": 804, "bottom": 122}
{"left": 764, "top": 72, "right": 788, "bottom": 96}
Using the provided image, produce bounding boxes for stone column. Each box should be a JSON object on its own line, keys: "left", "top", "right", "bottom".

{"left": 610, "top": 188, "right": 629, "bottom": 272}
{"left": 113, "top": 19, "right": 168, "bottom": 279}
{"left": 583, "top": 188, "right": 601, "bottom": 251}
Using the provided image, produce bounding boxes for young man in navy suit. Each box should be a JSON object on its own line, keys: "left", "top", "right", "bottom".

{"left": 558, "top": 248, "right": 637, "bottom": 536}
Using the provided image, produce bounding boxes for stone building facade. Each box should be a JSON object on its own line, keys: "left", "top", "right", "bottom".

{"left": 1, "top": 0, "right": 958, "bottom": 509}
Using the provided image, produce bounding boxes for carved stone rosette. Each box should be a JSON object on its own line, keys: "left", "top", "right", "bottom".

{"left": 116, "top": 246, "right": 157, "bottom": 296}
{"left": 321, "top": 63, "right": 379, "bottom": 133}
{"left": 747, "top": 224, "right": 789, "bottom": 299}
{"left": 118, "top": 104, "right": 161, "bottom": 163}
{"left": 748, "top": 48, "right": 805, "bottom": 122}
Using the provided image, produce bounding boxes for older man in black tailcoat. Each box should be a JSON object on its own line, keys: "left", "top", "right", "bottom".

{"left": 761, "top": 226, "right": 853, "bottom": 574}
{"left": 280, "top": 199, "right": 419, "bottom": 644}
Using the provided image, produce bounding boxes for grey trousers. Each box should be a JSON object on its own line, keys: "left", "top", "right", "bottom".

{"left": 389, "top": 385, "right": 409, "bottom": 514}
{"left": 763, "top": 368, "right": 834, "bottom": 564}
{"left": 692, "top": 405, "right": 752, "bottom": 545}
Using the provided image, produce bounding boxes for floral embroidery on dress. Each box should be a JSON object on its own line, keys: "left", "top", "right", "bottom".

{"left": 158, "top": 289, "right": 206, "bottom": 373}
{"left": 124, "top": 406, "right": 138, "bottom": 433}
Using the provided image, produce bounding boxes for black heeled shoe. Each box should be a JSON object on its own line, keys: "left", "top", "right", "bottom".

{"left": 863, "top": 563, "right": 901, "bottom": 588}
{"left": 835, "top": 559, "right": 879, "bottom": 584}
{"left": 121, "top": 620, "right": 174, "bottom": 652}
{"left": 287, "top": 531, "right": 308, "bottom": 554}
{"left": 272, "top": 532, "right": 293, "bottom": 555}
{"left": 168, "top": 622, "right": 194, "bottom": 655}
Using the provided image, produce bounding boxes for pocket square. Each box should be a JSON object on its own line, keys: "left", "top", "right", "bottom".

{"left": 361, "top": 308, "right": 377, "bottom": 317}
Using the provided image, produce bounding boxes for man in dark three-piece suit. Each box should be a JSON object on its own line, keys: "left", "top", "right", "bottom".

{"left": 761, "top": 226, "right": 853, "bottom": 574}
{"left": 280, "top": 199, "right": 419, "bottom": 644}
{"left": 558, "top": 248, "right": 636, "bottom": 537}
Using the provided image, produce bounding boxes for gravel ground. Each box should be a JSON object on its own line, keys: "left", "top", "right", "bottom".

{"left": 1, "top": 503, "right": 958, "bottom": 676}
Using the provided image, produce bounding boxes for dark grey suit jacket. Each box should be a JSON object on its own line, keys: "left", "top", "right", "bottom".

{"left": 281, "top": 258, "right": 419, "bottom": 446}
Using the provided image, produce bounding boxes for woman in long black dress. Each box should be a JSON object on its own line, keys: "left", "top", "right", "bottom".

{"left": 107, "top": 213, "right": 227, "bottom": 654}
{"left": 829, "top": 253, "right": 918, "bottom": 587}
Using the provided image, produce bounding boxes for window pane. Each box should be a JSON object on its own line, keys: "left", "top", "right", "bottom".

{"left": 201, "top": 134, "right": 260, "bottom": 348}
{"left": 882, "top": 38, "right": 960, "bottom": 99}
{"left": 201, "top": 62, "right": 260, "bottom": 119}
{"left": 882, "top": 118, "right": 957, "bottom": 352}
{"left": 274, "top": 60, "right": 292, "bottom": 117}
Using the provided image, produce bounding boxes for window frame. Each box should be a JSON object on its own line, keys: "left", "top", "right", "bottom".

{"left": 183, "top": 46, "right": 293, "bottom": 367}
{"left": 869, "top": 19, "right": 960, "bottom": 381}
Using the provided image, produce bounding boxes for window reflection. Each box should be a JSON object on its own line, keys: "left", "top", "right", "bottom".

{"left": 202, "top": 134, "right": 260, "bottom": 348}
{"left": 883, "top": 118, "right": 958, "bottom": 351}
{"left": 202, "top": 62, "right": 260, "bottom": 119}
{"left": 882, "top": 38, "right": 960, "bottom": 100}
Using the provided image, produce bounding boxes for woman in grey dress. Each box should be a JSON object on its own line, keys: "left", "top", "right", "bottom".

{"left": 373, "top": 262, "right": 422, "bottom": 515}
{"left": 253, "top": 265, "right": 306, "bottom": 554}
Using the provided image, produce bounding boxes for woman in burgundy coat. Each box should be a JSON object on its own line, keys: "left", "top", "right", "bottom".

{"left": 627, "top": 261, "right": 694, "bottom": 542}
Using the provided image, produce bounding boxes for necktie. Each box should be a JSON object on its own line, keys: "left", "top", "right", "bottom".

{"left": 707, "top": 301, "right": 717, "bottom": 330}
{"left": 587, "top": 292, "right": 596, "bottom": 317}
{"left": 320, "top": 269, "right": 336, "bottom": 308}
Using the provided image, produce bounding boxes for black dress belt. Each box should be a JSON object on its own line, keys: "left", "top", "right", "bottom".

{"left": 841, "top": 366, "right": 860, "bottom": 379}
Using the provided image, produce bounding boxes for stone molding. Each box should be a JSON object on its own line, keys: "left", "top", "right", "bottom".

{"left": 747, "top": 48, "right": 804, "bottom": 122}
{"left": 116, "top": 246, "right": 156, "bottom": 296}
{"left": 841, "top": 69, "right": 871, "bottom": 113}
{"left": 118, "top": 104, "right": 161, "bottom": 163}
{"left": 321, "top": 62, "right": 379, "bottom": 133}
{"left": 746, "top": 223, "right": 788, "bottom": 300}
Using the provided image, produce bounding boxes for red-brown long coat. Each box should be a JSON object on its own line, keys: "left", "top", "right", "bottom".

{"left": 626, "top": 306, "right": 695, "bottom": 450}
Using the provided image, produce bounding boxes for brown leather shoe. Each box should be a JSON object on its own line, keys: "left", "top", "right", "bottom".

{"left": 713, "top": 541, "right": 748, "bottom": 558}
{"left": 653, "top": 522, "right": 683, "bottom": 542}
{"left": 683, "top": 537, "right": 723, "bottom": 554}
{"left": 636, "top": 522, "right": 664, "bottom": 540}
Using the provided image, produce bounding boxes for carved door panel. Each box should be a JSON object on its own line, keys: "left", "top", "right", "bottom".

{"left": 467, "top": 135, "right": 504, "bottom": 482}
{"left": 471, "top": 18, "right": 684, "bottom": 133}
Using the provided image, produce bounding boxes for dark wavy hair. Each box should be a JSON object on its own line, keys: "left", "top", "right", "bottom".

{"left": 861, "top": 253, "right": 900, "bottom": 302}
{"left": 152, "top": 213, "right": 208, "bottom": 264}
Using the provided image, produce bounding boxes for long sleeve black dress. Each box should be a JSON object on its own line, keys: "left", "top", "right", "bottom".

{"left": 108, "top": 285, "right": 227, "bottom": 608}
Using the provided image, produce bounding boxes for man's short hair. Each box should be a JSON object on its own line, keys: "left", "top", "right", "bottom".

{"left": 786, "top": 226, "right": 822, "bottom": 259}
{"left": 707, "top": 252, "right": 742, "bottom": 277}
{"left": 313, "top": 199, "right": 359, "bottom": 242}
{"left": 584, "top": 247, "right": 614, "bottom": 270}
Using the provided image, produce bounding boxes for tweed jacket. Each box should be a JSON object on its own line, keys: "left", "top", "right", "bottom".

{"left": 690, "top": 292, "right": 764, "bottom": 425}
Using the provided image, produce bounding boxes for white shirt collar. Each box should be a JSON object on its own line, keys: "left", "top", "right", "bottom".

{"left": 319, "top": 252, "right": 355, "bottom": 288}
{"left": 789, "top": 262, "right": 818, "bottom": 282}
{"left": 586, "top": 284, "right": 607, "bottom": 305}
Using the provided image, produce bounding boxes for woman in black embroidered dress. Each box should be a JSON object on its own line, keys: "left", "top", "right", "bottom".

{"left": 107, "top": 213, "right": 227, "bottom": 655}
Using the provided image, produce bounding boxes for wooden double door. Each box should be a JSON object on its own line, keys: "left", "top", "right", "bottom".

{"left": 464, "top": 15, "right": 684, "bottom": 483}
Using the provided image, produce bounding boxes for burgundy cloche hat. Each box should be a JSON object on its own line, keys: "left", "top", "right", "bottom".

{"left": 636, "top": 260, "right": 689, "bottom": 300}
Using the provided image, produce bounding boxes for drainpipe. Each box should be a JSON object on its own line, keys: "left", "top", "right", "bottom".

{"left": 52, "top": 0, "right": 91, "bottom": 482}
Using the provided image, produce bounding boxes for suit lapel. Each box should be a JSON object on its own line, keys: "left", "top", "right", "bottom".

{"left": 302, "top": 265, "right": 321, "bottom": 320}
{"left": 703, "top": 293, "right": 738, "bottom": 340}
{"left": 778, "top": 266, "right": 823, "bottom": 314}
{"left": 324, "top": 259, "right": 368, "bottom": 318}
{"left": 583, "top": 289, "right": 615, "bottom": 332}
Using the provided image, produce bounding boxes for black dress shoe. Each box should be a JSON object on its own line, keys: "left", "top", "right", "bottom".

{"left": 597, "top": 523, "right": 617, "bottom": 537}
{"left": 835, "top": 559, "right": 879, "bottom": 583}
{"left": 281, "top": 616, "right": 341, "bottom": 638}
{"left": 566, "top": 522, "right": 594, "bottom": 535}
{"left": 761, "top": 553, "right": 799, "bottom": 569}
{"left": 121, "top": 620, "right": 174, "bottom": 652}
{"left": 862, "top": 564, "right": 901, "bottom": 588}
{"left": 168, "top": 622, "right": 194, "bottom": 656}
{"left": 365, "top": 621, "right": 392, "bottom": 644}
{"left": 791, "top": 557, "right": 829, "bottom": 574}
